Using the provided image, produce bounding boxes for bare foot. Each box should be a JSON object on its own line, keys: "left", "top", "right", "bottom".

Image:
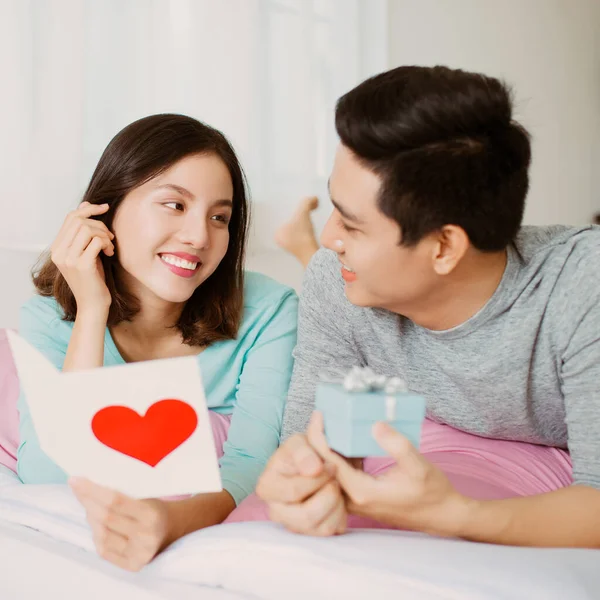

{"left": 275, "top": 196, "right": 320, "bottom": 268}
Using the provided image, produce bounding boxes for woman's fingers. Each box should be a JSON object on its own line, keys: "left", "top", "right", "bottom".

{"left": 83, "top": 498, "right": 137, "bottom": 539}
{"left": 90, "top": 520, "right": 130, "bottom": 557}
{"left": 59, "top": 202, "right": 110, "bottom": 237}
{"left": 80, "top": 236, "right": 111, "bottom": 268}
{"left": 53, "top": 205, "right": 114, "bottom": 262}
{"left": 76, "top": 201, "right": 110, "bottom": 219}
{"left": 64, "top": 217, "right": 114, "bottom": 247}
{"left": 64, "top": 227, "right": 113, "bottom": 265}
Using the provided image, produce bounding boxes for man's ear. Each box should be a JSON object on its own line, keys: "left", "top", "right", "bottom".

{"left": 431, "top": 225, "right": 469, "bottom": 275}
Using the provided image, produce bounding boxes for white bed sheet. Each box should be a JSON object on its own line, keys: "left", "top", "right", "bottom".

{"left": 1, "top": 471, "right": 599, "bottom": 599}
{"left": 0, "top": 520, "right": 246, "bottom": 600}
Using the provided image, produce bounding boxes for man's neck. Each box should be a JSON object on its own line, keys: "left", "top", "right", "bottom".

{"left": 397, "top": 248, "right": 508, "bottom": 331}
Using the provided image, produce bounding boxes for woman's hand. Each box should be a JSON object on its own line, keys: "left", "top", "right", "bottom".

{"left": 70, "top": 478, "right": 172, "bottom": 572}
{"left": 51, "top": 202, "right": 115, "bottom": 313}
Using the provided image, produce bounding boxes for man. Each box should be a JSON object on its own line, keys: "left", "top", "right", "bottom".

{"left": 256, "top": 65, "right": 600, "bottom": 548}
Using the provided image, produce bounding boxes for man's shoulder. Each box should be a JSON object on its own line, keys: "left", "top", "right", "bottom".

{"left": 303, "top": 249, "right": 343, "bottom": 297}
{"left": 515, "top": 225, "right": 600, "bottom": 266}
{"left": 517, "top": 226, "right": 600, "bottom": 330}
{"left": 301, "top": 249, "right": 370, "bottom": 321}
{"left": 306, "top": 248, "right": 341, "bottom": 276}
{"left": 513, "top": 225, "right": 600, "bottom": 297}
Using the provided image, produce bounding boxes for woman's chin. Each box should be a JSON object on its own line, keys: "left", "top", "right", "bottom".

{"left": 138, "top": 279, "right": 198, "bottom": 306}
{"left": 155, "top": 289, "right": 197, "bottom": 305}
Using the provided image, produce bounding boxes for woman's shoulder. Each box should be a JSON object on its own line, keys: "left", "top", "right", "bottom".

{"left": 19, "top": 295, "right": 72, "bottom": 337}
{"left": 236, "top": 272, "right": 298, "bottom": 337}
{"left": 243, "top": 271, "right": 297, "bottom": 311}
{"left": 21, "top": 295, "right": 63, "bottom": 322}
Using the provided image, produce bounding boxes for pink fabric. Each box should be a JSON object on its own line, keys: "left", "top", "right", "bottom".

{"left": 162, "top": 410, "right": 231, "bottom": 502}
{"left": 226, "top": 418, "right": 573, "bottom": 528}
{"left": 207, "top": 411, "right": 232, "bottom": 460}
{"left": 0, "top": 329, "right": 19, "bottom": 474}
{"left": 0, "top": 328, "right": 574, "bottom": 526}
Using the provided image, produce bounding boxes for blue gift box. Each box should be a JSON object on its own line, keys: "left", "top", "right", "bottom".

{"left": 316, "top": 381, "right": 426, "bottom": 457}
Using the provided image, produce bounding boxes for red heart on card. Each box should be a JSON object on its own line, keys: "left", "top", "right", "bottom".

{"left": 91, "top": 399, "right": 198, "bottom": 467}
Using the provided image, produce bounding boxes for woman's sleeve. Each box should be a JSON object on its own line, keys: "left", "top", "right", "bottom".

{"left": 219, "top": 291, "right": 298, "bottom": 505}
{"left": 16, "top": 298, "right": 69, "bottom": 483}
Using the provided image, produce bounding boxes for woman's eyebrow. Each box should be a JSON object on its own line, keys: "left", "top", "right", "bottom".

{"left": 155, "top": 184, "right": 233, "bottom": 208}
{"left": 156, "top": 183, "right": 194, "bottom": 198}
{"left": 211, "top": 199, "right": 233, "bottom": 208}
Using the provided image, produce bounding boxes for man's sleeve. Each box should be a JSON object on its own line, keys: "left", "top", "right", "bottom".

{"left": 281, "top": 249, "right": 361, "bottom": 439}
{"left": 558, "top": 246, "right": 600, "bottom": 489}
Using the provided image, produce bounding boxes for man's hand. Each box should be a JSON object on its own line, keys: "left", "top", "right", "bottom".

{"left": 256, "top": 434, "right": 347, "bottom": 536}
{"left": 307, "top": 412, "right": 473, "bottom": 537}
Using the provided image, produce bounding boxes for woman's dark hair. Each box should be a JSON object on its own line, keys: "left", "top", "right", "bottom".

{"left": 335, "top": 65, "right": 531, "bottom": 251}
{"left": 33, "top": 114, "right": 249, "bottom": 346}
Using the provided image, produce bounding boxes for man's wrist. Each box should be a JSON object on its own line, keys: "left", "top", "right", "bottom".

{"left": 449, "top": 495, "right": 512, "bottom": 542}
{"left": 434, "top": 493, "right": 482, "bottom": 539}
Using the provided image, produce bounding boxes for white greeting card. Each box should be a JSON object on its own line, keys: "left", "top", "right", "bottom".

{"left": 7, "top": 331, "right": 222, "bottom": 499}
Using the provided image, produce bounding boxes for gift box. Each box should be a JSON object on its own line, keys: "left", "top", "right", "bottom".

{"left": 316, "top": 367, "right": 426, "bottom": 457}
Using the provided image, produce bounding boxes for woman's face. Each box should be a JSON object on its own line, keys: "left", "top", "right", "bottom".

{"left": 111, "top": 153, "right": 234, "bottom": 306}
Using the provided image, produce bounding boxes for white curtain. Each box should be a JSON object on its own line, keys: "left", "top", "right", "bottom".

{"left": 0, "top": 0, "right": 388, "bottom": 254}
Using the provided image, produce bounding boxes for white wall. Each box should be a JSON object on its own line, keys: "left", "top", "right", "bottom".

{"left": 4, "top": 1, "right": 598, "bottom": 329}
{"left": 387, "top": 0, "right": 600, "bottom": 226}
{"left": 0, "top": 0, "right": 388, "bottom": 329}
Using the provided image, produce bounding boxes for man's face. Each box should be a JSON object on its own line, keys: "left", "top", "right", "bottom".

{"left": 321, "top": 144, "right": 438, "bottom": 314}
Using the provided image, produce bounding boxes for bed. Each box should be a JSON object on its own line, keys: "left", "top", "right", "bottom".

{"left": 1, "top": 469, "right": 599, "bottom": 600}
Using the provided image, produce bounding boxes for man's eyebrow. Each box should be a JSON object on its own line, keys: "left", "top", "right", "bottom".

{"left": 328, "top": 179, "right": 364, "bottom": 224}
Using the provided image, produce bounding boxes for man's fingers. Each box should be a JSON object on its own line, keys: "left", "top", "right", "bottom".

{"left": 306, "top": 411, "right": 355, "bottom": 472}
{"left": 306, "top": 411, "right": 328, "bottom": 456}
{"left": 310, "top": 485, "right": 347, "bottom": 537}
{"left": 257, "top": 433, "right": 327, "bottom": 503}
{"left": 269, "top": 480, "right": 344, "bottom": 535}
{"left": 324, "top": 497, "right": 348, "bottom": 536}
{"left": 285, "top": 434, "right": 325, "bottom": 477}
{"left": 258, "top": 466, "right": 334, "bottom": 504}
{"left": 372, "top": 422, "right": 427, "bottom": 479}
{"left": 304, "top": 411, "right": 378, "bottom": 505}
{"left": 272, "top": 434, "right": 324, "bottom": 477}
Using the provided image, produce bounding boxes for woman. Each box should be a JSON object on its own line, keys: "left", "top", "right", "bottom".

{"left": 17, "top": 114, "right": 298, "bottom": 570}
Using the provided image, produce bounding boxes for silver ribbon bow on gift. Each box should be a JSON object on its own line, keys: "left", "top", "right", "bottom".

{"left": 342, "top": 366, "right": 407, "bottom": 421}
{"left": 342, "top": 366, "right": 407, "bottom": 394}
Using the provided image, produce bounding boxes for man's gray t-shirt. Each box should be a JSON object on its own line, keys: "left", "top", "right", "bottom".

{"left": 282, "top": 225, "right": 600, "bottom": 489}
